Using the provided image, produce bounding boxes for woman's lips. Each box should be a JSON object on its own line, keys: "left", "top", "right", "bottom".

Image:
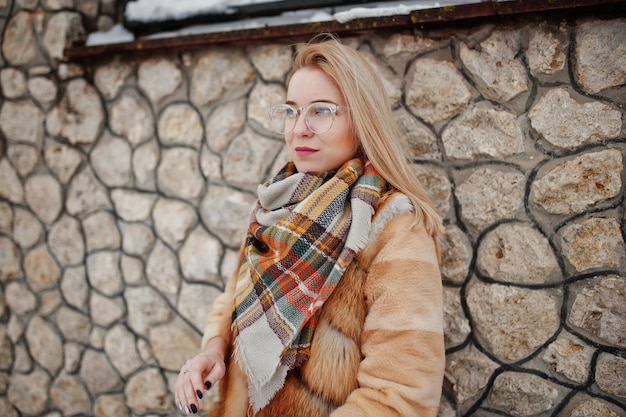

{"left": 295, "top": 147, "right": 318, "bottom": 157}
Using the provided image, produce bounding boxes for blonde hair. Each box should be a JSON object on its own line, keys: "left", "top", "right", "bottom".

{"left": 289, "top": 34, "right": 444, "bottom": 238}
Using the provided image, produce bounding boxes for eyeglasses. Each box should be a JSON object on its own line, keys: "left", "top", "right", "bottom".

{"left": 268, "top": 102, "right": 348, "bottom": 135}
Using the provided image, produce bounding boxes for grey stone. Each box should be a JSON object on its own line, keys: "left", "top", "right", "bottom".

{"left": 446, "top": 344, "right": 499, "bottom": 403}
{"left": 119, "top": 221, "right": 155, "bottom": 257}
{"left": 23, "top": 244, "right": 60, "bottom": 291}
{"left": 527, "top": 22, "right": 567, "bottom": 76}
{"left": 405, "top": 57, "right": 471, "bottom": 124}
{"left": 178, "top": 281, "right": 223, "bottom": 333}
{"left": 87, "top": 251, "right": 123, "bottom": 296}
{"left": 394, "top": 109, "right": 441, "bottom": 161}
{"left": 574, "top": 18, "right": 626, "bottom": 94}
{"left": 477, "top": 222, "right": 560, "bottom": 285}
{"left": 558, "top": 216, "right": 626, "bottom": 272}
{"left": 24, "top": 174, "right": 63, "bottom": 225}
{"left": 60, "top": 266, "right": 88, "bottom": 311}
{"left": 47, "top": 78, "right": 104, "bottom": 145}
{"left": 248, "top": 81, "right": 286, "bottom": 135}
{"left": 44, "top": 140, "right": 83, "bottom": 184}
{"left": 223, "top": 129, "right": 282, "bottom": 189}
{"left": 179, "top": 226, "right": 222, "bottom": 283}
{"left": 149, "top": 320, "right": 201, "bottom": 371}
{"left": 568, "top": 275, "right": 626, "bottom": 348}
{"left": 411, "top": 164, "right": 451, "bottom": 217}
{"left": 25, "top": 315, "right": 63, "bottom": 374}
{"left": 146, "top": 240, "right": 180, "bottom": 296}
{"left": 157, "top": 102, "right": 203, "bottom": 148}
{"left": 443, "top": 286, "right": 471, "bottom": 349}
{"left": 0, "top": 326, "right": 12, "bottom": 370}
{"left": 111, "top": 188, "right": 156, "bottom": 222}
{"left": 94, "top": 57, "right": 133, "bottom": 99}
{"left": 565, "top": 396, "right": 625, "bottom": 417}
{"left": 460, "top": 28, "right": 530, "bottom": 102}
{"left": 66, "top": 166, "right": 111, "bottom": 217}
{"left": 83, "top": 210, "right": 121, "bottom": 251}
{"left": 542, "top": 332, "right": 594, "bottom": 384}
{"left": 595, "top": 353, "right": 626, "bottom": 399}
{"left": 4, "top": 281, "right": 36, "bottom": 315}
{"left": 7, "top": 143, "right": 39, "bottom": 177}
{"left": 132, "top": 139, "right": 159, "bottom": 191}
{"left": 91, "top": 132, "right": 133, "bottom": 187}
{"left": 0, "top": 236, "right": 22, "bottom": 282}
{"left": 190, "top": 48, "right": 255, "bottom": 107}
{"left": 0, "top": 100, "right": 44, "bottom": 144}
{"left": 532, "top": 149, "right": 623, "bottom": 215}
{"left": 108, "top": 90, "right": 154, "bottom": 146}
{"left": 0, "top": 158, "right": 23, "bottom": 203}
{"left": 124, "top": 286, "right": 172, "bottom": 336}
{"left": 94, "top": 394, "right": 130, "bottom": 417}
{"left": 7, "top": 368, "right": 50, "bottom": 415}
{"left": 28, "top": 75, "right": 57, "bottom": 107}
{"left": 42, "top": 12, "right": 85, "bottom": 60}
{"left": 120, "top": 254, "right": 145, "bottom": 285}
{"left": 80, "top": 349, "right": 122, "bottom": 395}
{"left": 2, "top": 12, "right": 42, "bottom": 66}
{"left": 56, "top": 304, "right": 90, "bottom": 343}
{"left": 104, "top": 324, "right": 142, "bottom": 377}
{"left": 138, "top": 57, "right": 182, "bottom": 105}
{"left": 205, "top": 99, "right": 247, "bottom": 153}
{"left": 157, "top": 147, "right": 204, "bottom": 200}
{"left": 455, "top": 167, "right": 525, "bottom": 232}
{"left": 442, "top": 106, "right": 524, "bottom": 160}
{"left": 124, "top": 368, "right": 171, "bottom": 414}
{"left": 466, "top": 280, "right": 560, "bottom": 361}
{"left": 48, "top": 214, "right": 84, "bottom": 265}
{"left": 152, "top": 197, "right": 197, "bottom": 248}
{"left": 49, "top": 372, "right": 91, "bottom": 416}
{"left": 490, "top": 371, "right": 562, "bottom": 416}
{"left": 90, "top": 292, "right": 125, "bottom": 327}
{"left": 199, "top": 185, "right": 254, "bottom": 248}
{"left": 13, "top": 207, "right": 43, "bottom": 249}
{"left": 529, "top": 89, "right": 622, "bottom": 149}
{"left": 248, "top": 43, "right": 293, "bottom": 82}
{"left": 0, "top": 201, "right": 11, "bottom": 234}
{"left": 63, "top": 342, "right": 82, "bottom": 373}
{"left": 40, "top": 289, "right": 63, "bottom": 317}
{"left": 440, "top": 225, "right": 472, "bottom": 284}
{"left": 0, "top": 68, "right": 27, "bottom": 98}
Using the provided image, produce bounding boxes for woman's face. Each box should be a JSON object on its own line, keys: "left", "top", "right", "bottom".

{"left": 284, "top": 67, "right": 358, "bottom": 174}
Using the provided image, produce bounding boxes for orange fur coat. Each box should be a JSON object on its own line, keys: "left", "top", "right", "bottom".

{"left": 200, "top": 193, "right": 445, "bottom": 417}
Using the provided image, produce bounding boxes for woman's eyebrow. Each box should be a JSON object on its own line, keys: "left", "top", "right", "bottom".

{"left": 285, "top": 99, "right": 338, "bottom": 106}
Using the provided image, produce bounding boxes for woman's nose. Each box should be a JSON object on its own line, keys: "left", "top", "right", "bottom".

{"left": 292, "top": 111, "right": 312, "bottom": 136}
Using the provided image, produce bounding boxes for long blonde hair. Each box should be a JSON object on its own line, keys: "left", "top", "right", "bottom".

{"left": 289, "top": 34, "right": 444, "bottom": 238}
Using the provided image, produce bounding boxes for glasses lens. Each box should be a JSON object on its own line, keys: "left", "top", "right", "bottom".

{"left": 269, "top": 105, "right": 296, "bottom": 134}
{"left": 306, "top": 103, "right": 335, "bottom": 134}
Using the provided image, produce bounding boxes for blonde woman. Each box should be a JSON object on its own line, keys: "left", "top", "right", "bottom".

{"left": 175, "top": 34, "right": 445, "bottom": 417}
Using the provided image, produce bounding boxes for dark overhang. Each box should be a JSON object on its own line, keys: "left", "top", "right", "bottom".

{"left": 65, "top": 0, "right": 626, "bottom": 60}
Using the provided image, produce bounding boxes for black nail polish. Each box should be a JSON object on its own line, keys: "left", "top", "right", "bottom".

{"left": 191, "top": 404, "right": 198, "bottom": 414}
{"left": 196, "top": 389, "right": 203, "bottom": 399}
{"left": 205, "top": 381, "right": 212, "bottom": 390}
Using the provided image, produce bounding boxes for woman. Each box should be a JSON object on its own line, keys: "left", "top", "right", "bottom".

{"left": 175, "top": 34, "right": 445, "bottom": 417}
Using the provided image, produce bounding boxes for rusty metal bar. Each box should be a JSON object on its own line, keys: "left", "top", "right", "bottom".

{"left": 64, "top": 0, "right": 626, "bottom": 60}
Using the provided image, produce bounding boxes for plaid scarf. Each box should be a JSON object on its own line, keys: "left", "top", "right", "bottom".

{"left": 232, "top": 157, "right": 385, "bottom": 411}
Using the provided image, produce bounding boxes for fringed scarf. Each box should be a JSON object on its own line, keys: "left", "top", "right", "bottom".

{"left": 231, "top": 157, "right": 386, "bottom": 411}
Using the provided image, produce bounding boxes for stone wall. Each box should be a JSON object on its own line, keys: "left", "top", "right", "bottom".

{"left": 0, "top": 1, "right": 625, "bottom": 416}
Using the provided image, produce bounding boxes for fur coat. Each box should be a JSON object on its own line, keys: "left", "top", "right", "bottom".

{"left": 200, "top": 192, "right": 445, "bottom": 417}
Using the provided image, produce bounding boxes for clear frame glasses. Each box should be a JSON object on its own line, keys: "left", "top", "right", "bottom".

{"left": 268, "top": 102, "right": 347, "bottom": 135}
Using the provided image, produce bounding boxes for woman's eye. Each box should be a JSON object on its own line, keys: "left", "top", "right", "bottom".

{"left": 313, "top": 105, "right": 333, "bottom": 116}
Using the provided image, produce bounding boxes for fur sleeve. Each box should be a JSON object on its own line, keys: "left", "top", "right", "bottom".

{"left": 330, "top": 212, "right": 445, "bottom": 417}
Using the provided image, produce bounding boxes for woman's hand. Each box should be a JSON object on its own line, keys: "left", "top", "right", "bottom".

{"left": 175, "top": 336, "right": 228, "bottom": 415}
